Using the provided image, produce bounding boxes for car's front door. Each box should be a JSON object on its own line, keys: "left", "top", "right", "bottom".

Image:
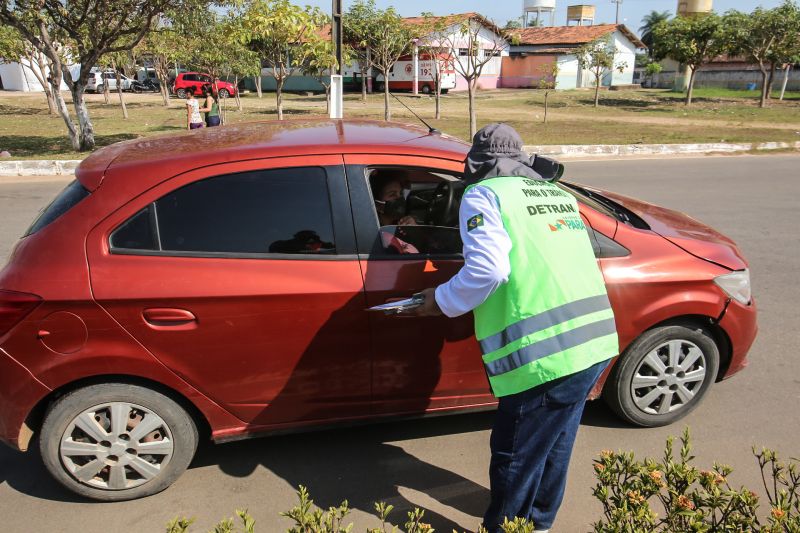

{"left": 344, "top": 154, "right": 495, "bottom": 416}
{"left": 87, "top": 156, "right": 372, "bottom": 428}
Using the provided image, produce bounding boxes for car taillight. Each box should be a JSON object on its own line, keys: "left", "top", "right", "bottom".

{"left": 0, "top": 290, "right": 42, "bottom": 337}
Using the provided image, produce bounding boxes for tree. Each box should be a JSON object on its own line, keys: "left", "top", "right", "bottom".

{"left": 417, "top": 13, "right": 454, "bottom": 120}
{"left": 639, "top": 10, "right": 671, "bottom": 58}
{"left": 576, "top": 37, "right": 626, "bottom": 107}
{"left": 725, "top": 7, "right": 787, "bottom": 108}
{"left": 652, "top": 13, "right": 728, "bottom": 106}
{"left": 0, "top": 25, "right": 57, "bottom": 114}
{"left": 0, "top": 0, "right": 200, "bottom": 151}
{"left": 764, "top": 1, "right": 800, "bottom": 101}
{"left": 364, "top": 6, "right": 412, "bottom": 121}
{"left": 537, "top": 60, "right": 559, "bottom": 123}
{"left": 439, "top": 14, "right": 507, "bottom": 137}
{"left": 343, "top": 0, "right": 378, "bottom": 102}
{"left": 139, "top": 18, "right": 190, "bottom": 107}
{"left": 301, "top": 39, "right": 349, "bottom": 115}
{"left": 240, "top": 0, "right": 326, "bottom": 120}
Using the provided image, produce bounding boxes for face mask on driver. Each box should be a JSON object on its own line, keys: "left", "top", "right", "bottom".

{"left": 377, "top": 196, "right": 407, "bottom": 219}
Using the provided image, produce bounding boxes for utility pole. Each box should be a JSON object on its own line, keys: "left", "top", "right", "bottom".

{"left": 330, "top": 0, "right": 343, "bottom": 118}
{"left": 611, "top": 0, "right": 622, "bottom": 24}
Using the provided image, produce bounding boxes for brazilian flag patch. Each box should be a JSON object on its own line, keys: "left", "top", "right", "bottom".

{"left": 467, "top": 213, "right": 484, "bottom": 232}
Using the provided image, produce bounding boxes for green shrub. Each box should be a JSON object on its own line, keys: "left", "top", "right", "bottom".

{"left": 591, "top": 428, "right": 800, "bottom": 532}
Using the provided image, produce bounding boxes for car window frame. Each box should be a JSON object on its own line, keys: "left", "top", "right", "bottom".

{"left": 104, "top": 157, "right": 357, "bottom": 261}
{"left": 343, "top": 157, "right": 466, "bottom": 261}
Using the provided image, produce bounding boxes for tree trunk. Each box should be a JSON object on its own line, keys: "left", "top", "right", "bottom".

{"left": 468, "top": 79, "right": 477, "bottom": 137}
{"left": 766, "top": 62, "right": 777, "bottom": 100}
{"left": 276, "top": 77, "right": 284, "bottom": 120}
{"left": 383, "top": 73, "right": 391, "bottom": 121}
{"left": 593, "top": 75, "right": 600, "bottom": 107}
{"left": 25, "top": 51, "right": 56, "bottom": 114}
{"left": 103, "top": 76, "right": 110, "bottom": 104}
{"left": 758, "top": 67, "right": 769, "bottom": 108}
{"left": 114, "top": 65, "right": 129, "bottom": 119}
{"left": 160, "top": 81, "right": 170, "bottom": 106}
{"left": 53, "top": 81, "right": 80, "bottom": 151}
{"left": 686, "top": 67, "right": 697, "bottom": 106}
{"left": 71, "top": 84, "right": 96, "bottom": 151}
{"left": 435, "top": 88, "right": 441, "bottom": 120}
{"left": 255, "top": 74, "right": 263, "bottom": 98}
{"left": 234, "top": 76, "right": 242, "bottom": 111}
{"left": 360, "top": 62, "right": 367, "bottom": 102}
{"left": 544, "top": 90, "right": 549, "bottom": 124}
{"left": 44, "top": 85, "right": 56, "bottom": 115}
{"left": 780, "top": 65, "right": 791, "bottom": 101}
{"left": 325, "top": 85, "right": 331, "bottom": 115}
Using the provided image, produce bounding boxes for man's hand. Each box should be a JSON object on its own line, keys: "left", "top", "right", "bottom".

{"left": 398, "top": 215, "right": 417, "bottom": 226}
{"left": 414, "top": 287, "right": 443, "bottom": 317}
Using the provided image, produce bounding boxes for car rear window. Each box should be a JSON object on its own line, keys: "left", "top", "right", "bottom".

{"left": 25, "top": 180, "right": 90, "bottom": 236}
{"left": 110, "top": 167, "right": 337, "bottom": 256}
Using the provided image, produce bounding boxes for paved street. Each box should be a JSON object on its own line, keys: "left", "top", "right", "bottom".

{"left": 1, "top": 154, "right": 799, "bottom": 532}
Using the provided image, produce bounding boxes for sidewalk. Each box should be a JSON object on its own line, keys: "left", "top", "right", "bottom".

{"left": 1, "top": 141, "right": 798, "bottom": 176}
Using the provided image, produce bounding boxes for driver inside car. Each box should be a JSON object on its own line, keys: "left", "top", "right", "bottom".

{"left": 372, "top": 173, "right": 420, "bottom": 254}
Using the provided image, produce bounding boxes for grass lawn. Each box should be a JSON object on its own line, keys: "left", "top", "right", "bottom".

{"left": 1, "top": 87, "right": 799, "bottom": 159}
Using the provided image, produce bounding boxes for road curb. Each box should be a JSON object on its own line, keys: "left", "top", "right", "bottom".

{"left": 0, "top": 159, "right": 81, "bottom": 176}
{"left": 1, "top": 141, "right": 799, "bottom": 175}
{"left": 523, "top": 141, "right": 800, "bottom": 159}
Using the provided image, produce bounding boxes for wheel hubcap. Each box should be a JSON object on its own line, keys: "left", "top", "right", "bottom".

{"left": 630, "top": 339, "right": 707, "bottom": 416}
{"left": 59, "top": 402, "right": 174, "bottom": 491}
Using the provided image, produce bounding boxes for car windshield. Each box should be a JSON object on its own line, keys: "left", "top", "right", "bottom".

{"left": 559, "top": 181, "right": 649, "bottom": 229}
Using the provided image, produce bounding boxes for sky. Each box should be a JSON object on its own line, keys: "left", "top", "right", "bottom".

{"left": 300, "top": 0, "right": 783, "bottom": 35}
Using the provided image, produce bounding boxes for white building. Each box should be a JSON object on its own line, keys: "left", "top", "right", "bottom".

{"left": 404, "top": 13, "right": 510, "bottom": 92}
{"left": 502, "top": 24, "right": 645, "bottom": 90}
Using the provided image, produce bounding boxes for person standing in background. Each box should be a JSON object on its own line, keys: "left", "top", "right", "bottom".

{"left": 201, "top": 84, "right": 221, "bottom": 127}
{"left": 185, "top": 90, "right": 203, "bottom": 130}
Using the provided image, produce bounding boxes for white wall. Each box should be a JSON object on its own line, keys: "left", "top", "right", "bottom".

{"left": 425, "top": 21, "right": 509, "bottom": 90}
{"left": 611, "top": 30, "right": 637, "bottom": 86}
{"left": 555, "top": 55, "right": 580, "bottom": 90}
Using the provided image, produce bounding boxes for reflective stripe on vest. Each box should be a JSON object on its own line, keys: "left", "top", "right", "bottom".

{"left": 469, "top": 176, "right": 619, "bottom": 398}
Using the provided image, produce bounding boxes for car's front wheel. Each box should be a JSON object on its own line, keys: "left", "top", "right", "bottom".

{"left": 39, "top": 383, "right": 198, "bottom": 501}
{"left": 218, "top": 88, "right": 230, "bottom": 99}
{"left": 604, "top": 324, "right": 720, "bottom": 427}
{"left": 175, "top": 88, "right": 187, "bottom": 99}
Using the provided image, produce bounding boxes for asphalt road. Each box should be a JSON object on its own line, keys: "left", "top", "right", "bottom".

{"left": 1, "top": 154, "right": 799, "bottom": 532}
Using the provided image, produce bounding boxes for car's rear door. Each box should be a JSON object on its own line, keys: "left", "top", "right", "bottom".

{"left": 86, "top": 156, "right": 372, "bottom": 428}
{"left": 344, "top": 154, "right": 494, "bottom": 416}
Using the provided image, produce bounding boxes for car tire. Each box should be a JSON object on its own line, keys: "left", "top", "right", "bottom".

{"left": 218, "top": 88, "right": 230, "bottom": 99}
{"left": 421, "top": 84, "right": 432, "bottom": 94}
{"left": 39, "top": 383, "right": 198, "bottom": 502}
{"left": 603, "top": 324, "right": 720, "bottom": 427}
{"left": 176, "top": 88, "right": 187, "bottom": 99}
{"left": 97, "top": 84, "right": 104, "bottom": 94}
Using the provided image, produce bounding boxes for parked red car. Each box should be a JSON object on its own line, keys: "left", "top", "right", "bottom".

{"left": 0, "top": 120, "right": 756, "bottom": 501}
{"left": 171, "top": 72, "right": 237, "bottom": 98}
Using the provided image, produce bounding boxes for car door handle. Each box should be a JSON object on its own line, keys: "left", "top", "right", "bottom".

{"left": 142, "top": 308, "right": 197, "bottom": 329}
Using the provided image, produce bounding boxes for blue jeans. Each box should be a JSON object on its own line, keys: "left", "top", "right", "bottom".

{"left": 483, "top": 360, "right": 609, "bottom": 532}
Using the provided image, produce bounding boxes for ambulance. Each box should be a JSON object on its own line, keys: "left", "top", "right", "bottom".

{"left": 376, "top": 53, "right": 457, "bottom": 94}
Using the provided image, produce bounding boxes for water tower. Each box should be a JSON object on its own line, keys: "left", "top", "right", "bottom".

{"left": 677, "top": 0, "right": 713, "bottom": 17}
{"left": 566, "top": 4, "right": 596, "bottom": 26}
{"left": 524, "top": 0, "right": 556, "bottom": 27}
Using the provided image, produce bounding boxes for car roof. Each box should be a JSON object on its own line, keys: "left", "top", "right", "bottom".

{"left": 76, "top": 119, "right": 471, "bottom": 191}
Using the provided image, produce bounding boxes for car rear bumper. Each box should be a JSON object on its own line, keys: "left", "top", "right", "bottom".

{"left": 718, "top": 297, "right": 758, "bottom": 379}
{"left": 0, "top": 347, "right": 51, "bottom": 451}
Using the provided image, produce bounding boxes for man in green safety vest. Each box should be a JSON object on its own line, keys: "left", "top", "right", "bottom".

{"left": 415, "top": 123, "right": 619, "bottom": 532}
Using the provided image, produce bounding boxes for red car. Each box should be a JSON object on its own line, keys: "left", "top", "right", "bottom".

{"left": 172, "top": 72, "right": 237, "bottom": 98}
{"left": 0, "top": 120, "right": 756, "bottom": 501}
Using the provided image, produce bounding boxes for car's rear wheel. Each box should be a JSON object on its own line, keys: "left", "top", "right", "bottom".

{"left": 421, "top": 84, "right": 432, "bottom": 94}
{"left": 96, "top": 84, "right": 105, "bottom": 94}
{"left": 175, "top": 88, "right": 187, "bottom": 99}
{"left": 604, "top": 325, "right": 719, "bottom": 427}
{"left": 218, "top": 88, "right": 230, "bottom": 99}
{"left": 40, "top": 383, "right": 198, "bottom": 501}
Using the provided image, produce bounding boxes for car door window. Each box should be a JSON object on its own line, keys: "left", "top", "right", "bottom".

{"left": 366, "top": 167, "right": 463, "bottom": 256}
{"left": 199, "top": 75, "right": 212, "bottom": 83}
{"left": 110, "top": 167, "right": 336, "bottom": 256}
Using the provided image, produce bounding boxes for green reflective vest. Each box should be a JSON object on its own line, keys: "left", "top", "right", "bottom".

{"left": 470, "top": 176, "right": 619, "bottom": 397}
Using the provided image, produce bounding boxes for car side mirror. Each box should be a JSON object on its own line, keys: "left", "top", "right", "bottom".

{"left": 532, "top": 155, "right": 564, "bottom": 183}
